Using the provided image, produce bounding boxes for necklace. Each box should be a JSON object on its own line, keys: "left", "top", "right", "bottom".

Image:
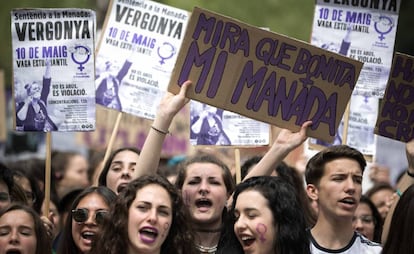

{"left": 195, "top": 244, "right": 218, "bottom": 254}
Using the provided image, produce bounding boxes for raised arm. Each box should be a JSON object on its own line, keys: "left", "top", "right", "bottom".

{"left": 133, "top": 81, "right": 191, "bottom": 179}
{"left": 381, "top": 139, "right": 414, "bottom": 243}
{"left": 243, "top": 121, "right": 312, "bottom": 181}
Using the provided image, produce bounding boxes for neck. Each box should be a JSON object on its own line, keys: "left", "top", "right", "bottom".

{"left": 311, "top": 214, "right": 355, "bottom": 249}
{"left": 195, "top": 230, "right": 221, "bottom": 248}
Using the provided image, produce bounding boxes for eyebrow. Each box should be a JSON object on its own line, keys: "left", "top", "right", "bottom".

{"left": 139, "top": 201, "right": 171, "bottom": 210}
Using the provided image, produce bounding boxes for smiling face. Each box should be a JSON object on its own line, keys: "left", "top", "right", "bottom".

{"left": 307, "top": 158, "right": 363, "bottom": 221}
{"left": 233, "top": 189, "right": 275, "bottom": 254}
{"left": 106, "top": 150, "right": 140, "bottom": 194}
{"left": 71, "top": 193, "right": 109, "bottom": 254}
{"left": 0, "top": 210, "right": 36, "bottom": 254}
{"left": 127, "top": 184, "right": 172, "bottom": 254}
{"left": 181, "top": 162, "right": 228, "bottom": 228}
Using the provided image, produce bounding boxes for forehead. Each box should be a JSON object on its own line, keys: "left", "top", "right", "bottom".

{"left": 135, "top": 184, "right": 172, "bottom": 206}
{"left": 370, "top": 189, "right": 394, "bottom": 200}
{"left": 323, "top": 158, "right": 363, "bottom": 175}
{"left": 112, "top": 150, "right": 140, "bottom": 162}
{"left": 77, "top": 193, "right": 109, "bottom": 209}
{"left": 0, "top": 210, "right": 34, "bottom": 227}
{"left": 186, "top": 162, "right": 224, "bottom": 178}
{"left": 15, "top": 176, "right": 31, "bottom": 189}
{"left": 355, "top": 203, "right": 371, "bottom": 214}
{"left": 235, "top": 189, "right": 268, "bottom": 209}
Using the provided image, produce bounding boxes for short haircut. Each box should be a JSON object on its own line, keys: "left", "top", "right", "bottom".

{"left": 305, "top": 145, "right": 366, "bottom": 186}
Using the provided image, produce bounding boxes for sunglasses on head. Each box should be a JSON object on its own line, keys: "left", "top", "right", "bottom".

{"left": 71, "top": 208, "right": 108, "bottom": 225}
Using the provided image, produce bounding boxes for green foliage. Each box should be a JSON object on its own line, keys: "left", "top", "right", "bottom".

{"left": 1, "top": 0, "right": 413, "bottom": 88}
{"left": 162, "top": 0, "right": 314, "bottom": 41}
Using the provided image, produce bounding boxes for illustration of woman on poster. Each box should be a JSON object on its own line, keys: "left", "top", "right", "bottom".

{"left": 191, "top": 104, "right": 231, "bottom": 145}
{"left": 95, "top": 57, "right": 132, "bottom": 111}
{"left": 16, "top": 59, "right": 57, "bottom": 132}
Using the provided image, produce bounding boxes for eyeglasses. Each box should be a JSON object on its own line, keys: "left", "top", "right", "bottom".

{"left": 71, "top": 208, "right": 108, "bottom": 225}
{"left": 352, "top": 215, "right": 374, "bottom": 224}
{"left": 0, "top": 192, "right": 10, "bottom": 202}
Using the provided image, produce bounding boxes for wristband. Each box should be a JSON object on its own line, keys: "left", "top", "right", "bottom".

{"left": 407, "top": 170, "right": 414, "bottom": 178}
{"left": 151, "top": 126, "right": 169, "bottom": 135}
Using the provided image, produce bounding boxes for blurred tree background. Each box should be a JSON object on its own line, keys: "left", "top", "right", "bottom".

{"left": 1, "top": 0, "right": 413, "bottom": 88}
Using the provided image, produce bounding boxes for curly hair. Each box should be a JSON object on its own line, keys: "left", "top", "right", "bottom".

{"left": 92, "top": 174, "right": 197, "bottom": 254}
{"left": 230, "top": 176, "right": 311, "bottom": 254}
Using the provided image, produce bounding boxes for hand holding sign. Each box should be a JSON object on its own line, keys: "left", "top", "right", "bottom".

{"left": 168, "top": 7, "right": 362, "bottom": 143}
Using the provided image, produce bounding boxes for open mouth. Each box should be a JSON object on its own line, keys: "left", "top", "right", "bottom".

{"left": 81, "top": 231, "right": 96, "bottom": 241}
{"left": 195, "top": 198, "right": 212, "bottom": 208}
{"left": 240, "top": 235, "right": 255, "bottom": 247}
{"left": 6, "top": 250, "right": 21, "bottom": 254}
{"left": 340, "top": 197, "right": 356, "bottom": 205}
{"left": 140, "top": 227, "right": 158, "bottom": 243}
{"left": 117, "top": 183, "right": 128, "bottom": 193}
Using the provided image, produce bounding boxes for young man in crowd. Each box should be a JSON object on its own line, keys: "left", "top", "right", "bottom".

{"left": 305, "top": 145, "right": 382, "bottom": 253}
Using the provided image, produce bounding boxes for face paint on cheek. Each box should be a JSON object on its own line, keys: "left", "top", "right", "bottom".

{"left": 161, "top": 222, "right": 170, "bottom": 238}
{"left": 256, "top": 223, "right": 267, "bottom": 243}
{"left": 183, "top": 191, "right": 191, "bottom": 207}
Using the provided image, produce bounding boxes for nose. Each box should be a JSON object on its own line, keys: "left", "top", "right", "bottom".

{"left": 344, "top": 177, "right": 356, "bottom": 194}
{"left": 198, "top": 180, "right": 210, "bottom": 195}
{"left": 234, "top": 215, "right": 247, "bottom": 233}
{"left": 353, "top": 218, "right": 363, "bottom": 231}
{"left": 121, "top": 167, "right": 132, "bottom": 179}
{"left": 147, "top": 209, "right": 158, "bottom": 224}
{"left": 9, "top": 229, "right": 19, "bottom": 244}
{"left": 84, "top": 212, "right": 97, "bottom": 225}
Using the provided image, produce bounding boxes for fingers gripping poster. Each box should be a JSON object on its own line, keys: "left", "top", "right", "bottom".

{"left": 95, "top": 0, "right": 189, "bottom": 119}
{"left": 11, "top": 9, "right": 96, "bottom": 132}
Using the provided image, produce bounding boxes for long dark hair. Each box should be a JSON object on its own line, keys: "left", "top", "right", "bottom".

{"left": 230, "top": 176, "right": 311, "bottom": 254}
{"left": 98, "top": 147, "right": 141, "bottom": 187}
{"left": 0, "top": 204, "right": 52, "bottom": 254}
{"left": 57, "top": 186, "right": 116, "bottom": 254}
{"left": 92, "top": 174, "right": 197, "bottom": 254}
{"left": 382, "top": 185, "right": 414, "bottom": 253}
{"left": 359, "top": 195, "right": 383, "bottom": 243}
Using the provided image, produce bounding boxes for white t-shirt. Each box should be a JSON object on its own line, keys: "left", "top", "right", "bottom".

{"left": 308, "top": 230, "right": 382, "bottom": 254}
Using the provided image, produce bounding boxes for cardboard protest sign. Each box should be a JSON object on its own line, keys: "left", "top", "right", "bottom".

{"left": 168, "top": 7, "right": 363, "bottom": 143}
{"left": 95, "top": 0, "right": 189, "bottom": 119}
{"left": 11, "top": 9, "right": 96, "bottom": 132}
{"left": 375, "top": 53, "right": 414, "bottom": 142}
